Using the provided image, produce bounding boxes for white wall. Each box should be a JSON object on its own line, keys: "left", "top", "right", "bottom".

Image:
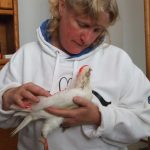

{"left": 18, "top": 0, "right": 146, "bottom": 72}
{"left": 109, "top": 0, "right": 145, "bottom": 72}
{"left": 18, "top": 0, "right": 49, "bottom": 45}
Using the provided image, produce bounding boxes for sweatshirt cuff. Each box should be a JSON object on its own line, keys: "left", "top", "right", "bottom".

{"left": 0, "top": 83, "right": 20, "bottom": 115}
{"left": 82, "top": 94, "right": 114, "bottom": 138}
{"left": 82, "top": 94, "right": 105, "bottom": 138}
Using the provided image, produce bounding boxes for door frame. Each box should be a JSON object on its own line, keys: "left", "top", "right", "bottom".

{"left": 144, "top": 0, "right": 150, "bottom": 79}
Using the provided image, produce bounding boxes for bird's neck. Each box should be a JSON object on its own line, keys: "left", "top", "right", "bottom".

{"left": 75, "top": 81, "right": 90, "bottom": 89}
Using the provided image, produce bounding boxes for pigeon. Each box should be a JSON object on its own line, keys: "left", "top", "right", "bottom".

{"left": 10, "top": 65, "right": 93, "bottom": 150}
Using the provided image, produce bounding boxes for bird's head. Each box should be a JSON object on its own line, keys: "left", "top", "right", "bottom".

{"left": 75, "top": 65, "right": 92, "bottom": 89}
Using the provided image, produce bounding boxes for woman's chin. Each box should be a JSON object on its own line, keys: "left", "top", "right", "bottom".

{"left": 66, "top": 49, "right": 83, "bottom": 55}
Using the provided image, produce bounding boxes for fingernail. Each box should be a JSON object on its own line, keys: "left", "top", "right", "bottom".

{"left": 45, "top": 108, "right": 49, "bottom": 112}
{"left": 45, "top": 93, "right": 50, "bottom": 97}
{"left": 36, "top": 98, "right": 40, "bottom": 102}
{"left": 25, "top": 105, "right": 31, "bottom": 109}
{"left": 73, "top": 98, "right": 77, "bottom": 102}
{"left": 21, "top": 105, "right": 26, "bottom": 109}
{"left": 48, "top": 93, "right": 52, "bottom": 96}
{"left": 24, "top": 103, "right": 32, "bottom": 108}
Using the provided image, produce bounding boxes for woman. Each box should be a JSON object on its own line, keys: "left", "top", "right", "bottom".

{"left": 0, "top": 0, "right": 150, "bottom": 150}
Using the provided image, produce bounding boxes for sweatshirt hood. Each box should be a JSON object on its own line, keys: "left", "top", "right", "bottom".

{"left": 37, "top": 19, "right": 105, "bottom": 61}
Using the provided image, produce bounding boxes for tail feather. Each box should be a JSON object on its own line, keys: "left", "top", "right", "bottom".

{"left": 11, "top": 115, "right": 32, "bottom": 136}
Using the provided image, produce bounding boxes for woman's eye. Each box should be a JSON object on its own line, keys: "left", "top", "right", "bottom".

{"left": 94, "top": 28, "right": 105, "bottom": 34}
{"left": 94, "top": 28, "right": 103, "bottom": 33}
{"left": 78, "top": 21, "right": 88, "bottom": 28}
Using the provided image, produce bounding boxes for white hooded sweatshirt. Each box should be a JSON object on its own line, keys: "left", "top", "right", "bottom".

{"left": 0, "top": 20, "right": 150, "bottom": 150}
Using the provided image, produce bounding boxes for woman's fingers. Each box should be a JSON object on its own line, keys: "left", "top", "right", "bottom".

{"left": 22, "top": 82, "right": 50, "bottom": 97}
{"left": 15, "top": 82, "right": 50, "bottom": 104}
{"left": 46, "top": 96, "right": 101, "bottom": 127}
{"left": 61, "top": 118, "right": 78, "bottom": 128}
{"left": 15, "top": 98, "right": 26, "bottom": 108}
{"left": 21, "top": 90, "right": 40, "bottom": 103}
{"left": 2, "top": 82, "right": 50, "bottom": 110}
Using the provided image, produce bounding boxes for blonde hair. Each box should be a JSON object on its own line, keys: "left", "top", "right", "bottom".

{"left": 48, "top": 0, "right": 119, "bottom": 46}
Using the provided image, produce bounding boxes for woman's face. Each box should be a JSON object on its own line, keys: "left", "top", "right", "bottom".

{"left": 56, "top": 0, "right": 110, "bottom": 54}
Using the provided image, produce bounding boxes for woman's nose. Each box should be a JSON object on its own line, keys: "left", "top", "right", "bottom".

{"left": 80, "top": 30, "right": 93, "bottom": 45}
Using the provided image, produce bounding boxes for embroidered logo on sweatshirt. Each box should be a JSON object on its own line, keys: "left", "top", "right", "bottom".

{"left": 59, "top": 77, "right": 72, "bottom": 91}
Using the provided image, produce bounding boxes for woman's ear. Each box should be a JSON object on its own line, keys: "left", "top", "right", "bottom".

{"left": 59, "top": 0, "right": 65, "bottom": 15}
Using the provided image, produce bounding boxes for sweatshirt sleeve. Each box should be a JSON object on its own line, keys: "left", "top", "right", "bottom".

{"left": 82, "top": 53, "right": 150, "bottom": 147}
{"left": 0, "top": 53, "right": 22, "bottom": 128}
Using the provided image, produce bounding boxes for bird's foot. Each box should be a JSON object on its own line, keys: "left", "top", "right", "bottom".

{"left": 39, "top": 137, "right": 49, "bottom": 150}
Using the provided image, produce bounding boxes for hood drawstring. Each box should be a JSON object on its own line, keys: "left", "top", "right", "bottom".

{"left": 69, "top": 61, "right": 78, "bottom": 88}
{"left": 50, "top": 51, "right": 60, "bottom": 93}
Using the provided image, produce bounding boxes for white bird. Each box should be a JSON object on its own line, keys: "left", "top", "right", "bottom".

{"left": 10, "top": 65, "right": 92, "bottom": 150}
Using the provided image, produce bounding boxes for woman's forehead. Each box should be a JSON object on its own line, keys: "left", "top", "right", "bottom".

{"left": 75, "top": 11, "right": 110, "bottom": 28}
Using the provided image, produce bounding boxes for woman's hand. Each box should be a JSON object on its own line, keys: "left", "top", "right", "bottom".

{"left": 2, "top": 82, "right": 50, "bottom": 110}
{"left": 46, "top": 96, "right": 101, "bottom": 128}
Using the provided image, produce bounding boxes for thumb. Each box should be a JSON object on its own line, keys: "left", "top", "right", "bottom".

{"left": 73, "top": 96, "right": 89, "bottom": 107}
